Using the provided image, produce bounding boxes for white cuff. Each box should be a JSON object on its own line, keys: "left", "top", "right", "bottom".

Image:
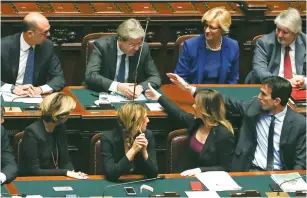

{"left": 0, "top": 172, "right": 7, "bottom": 184}
{"left": 109, "top": 81, "right": 120, "bottom": 92}
{"left": 39, "top": 85, "right": 53, "bottom": 94}
{"left": 0, "top": 84, "right": 13, "bottom": 93}
{"left": 190, "top": 86, "right": 196, "bottom": 96}
{"left": 304, "top": 77, "right": 307, "bottom": 88}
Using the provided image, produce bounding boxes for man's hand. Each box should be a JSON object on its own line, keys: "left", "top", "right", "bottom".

{"left": 145, "top": 83, "right": 161, "bottom": 101}
{"left": 166, "top": 73, "right": 192, "bottom": 92}
{"left": 130, "top": 85, "right": 143, "bottom": 98}
{"left": 288, "top": 75, "right": 305, "bottom": 88}
{"left": 117, "top": 83, "right": 135, "bottom": 99}
{"left": 33, "top": 87, "right": 43, "bottom": 96}
{"left": 13, "top": 84, "right": 34, "bottom": 97}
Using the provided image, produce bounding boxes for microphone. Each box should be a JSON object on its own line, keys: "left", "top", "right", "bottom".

{"left": 8, "top": 96, "right": 42, "bottom": 111}
{"left": 102, "top": 175, "right": 165, "bottom": 197}
{"left": 132, "top": 17, "right": 150, "bottom": 101}
{"left": 273, "top": 174, "right": 306, "bottom": 195}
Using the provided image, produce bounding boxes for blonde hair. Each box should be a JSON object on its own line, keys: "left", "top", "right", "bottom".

{"left": 274, "top": 8, "right": 302, "bottom": 34}
{"left": 117, "top": 18, "right": 145, "bottom": 41}
{"left": 40, "top": 92, "right": 76, "bottom": 122}
{"left": 117, "top": 102, "right": 147, "bottom": 137}
{"left": 201, "top": 7, "right": 232, "bottom": 33}
{"left": 195, "top": 89, "right": 233, "bottom": 134}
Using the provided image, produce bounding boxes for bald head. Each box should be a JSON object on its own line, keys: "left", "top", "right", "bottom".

{"left": 23, "top": 12, "right": 49, "bottom": 32}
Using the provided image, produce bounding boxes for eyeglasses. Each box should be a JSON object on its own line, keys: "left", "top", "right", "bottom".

{"left": 203, "top": 24, "right": 220, "bottom": 32}
{"left": 38, "top": 29, "right": 50, "bottom": 36}
{"left": 276, "top": 27, "right": 291, "bottom": 35}
{"left": 128, "top": 42, "right": 143, "bottom": 48}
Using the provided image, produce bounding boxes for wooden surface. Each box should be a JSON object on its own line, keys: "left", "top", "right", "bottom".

{"left": 5, "top": 170, "right": 306, "bottom": 195}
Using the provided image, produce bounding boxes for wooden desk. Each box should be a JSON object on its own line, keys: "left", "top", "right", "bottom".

{"left": 5, "top": 170, "right": 306, "bottom": 196}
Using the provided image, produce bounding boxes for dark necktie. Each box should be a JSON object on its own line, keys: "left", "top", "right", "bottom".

{"left": 23, "top": 47, "right": 35, "bottom": 84}
{"left": 284, "top": 46, "right": 292, "bottom": 79}
{"left": 266, "top": 115, "right": 276, "bottom": 171}
{"left": 117, "top": 54, "right": 126, "bottom": 82}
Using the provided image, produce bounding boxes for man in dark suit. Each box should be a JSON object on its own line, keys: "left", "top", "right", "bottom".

{"left": 167, "top": 73, "right": 306, "bottom": 171}
{"left": 1, "top": 12, "right": 65, "bottom": 96}
{"left": 85, "top": 18, "right": 161, "bottom": 99}
{"left": 246, "top": 8, "right": 306, "bottom": 87}
{"left": 0, "top": 106, "right": 18, "bottom": 184}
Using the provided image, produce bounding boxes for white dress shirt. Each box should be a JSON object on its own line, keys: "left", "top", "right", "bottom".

{"left": 0, "top": 33, "right": 52, "bottom": 94}
{"left": 108, "top": 41, "right": 129, "bottom": 92}
{"left": 252, "top": 106, "right": 287, "bottom": 170}
{"left": 0, "top": 172, "right": 7, "bottom": 184}
{"left": 278, "top": 40, "right": 296, "bottom": 77}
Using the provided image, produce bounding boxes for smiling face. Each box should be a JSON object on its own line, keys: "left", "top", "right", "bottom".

{"left": 118, "top": 37, "right": 143, "bottom": 56}
{"left": 204, "top": 19, "right": 223, "bottom": 41}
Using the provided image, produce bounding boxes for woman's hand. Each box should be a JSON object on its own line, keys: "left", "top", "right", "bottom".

{"left": 135, "top": 133, "right": 149, "bottom": 160}
{"left": 145, "top": 83, "right": 161, "bottom": 101}
{"left": 180, "top": 168, "right": 201, "bottom": 176}
{"left": 67, "top": 171, "right": 89, "bottom": 179}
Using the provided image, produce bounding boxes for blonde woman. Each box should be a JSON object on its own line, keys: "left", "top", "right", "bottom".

{"left": 21, "top": 93, "right": 88, "bottom": 179}
{"left": 174, "top": 7, "right": 239, "bottom": 84}
{"left": 146, "top": 83, "right": 235, "bottom": 176}
{"left": 101, "top": 102, "right": 158, "bottom": 181}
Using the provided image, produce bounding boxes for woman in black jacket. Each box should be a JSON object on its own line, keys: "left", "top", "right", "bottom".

{"left": 20, "top": 92, "right": 88, "bottom": 179}
{"left": 146, "top": 83, "right": 235, "bottom": 176}
{"left": 101, "top": 102, "right": 158, "bottom": 181}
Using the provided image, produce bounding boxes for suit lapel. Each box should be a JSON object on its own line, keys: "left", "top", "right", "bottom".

{"left": 279, "top": 108, "right": 293, "bottom": 148}
{"left": 33, "top": 45, "right": 43, "bottom": 83}
{"left": 272, "top": 39, "right": 281, "bottom": 75}
{"left": 295, "top": 35, "right": 305, "bottom": 75}
{"left": 196, "top": 36, "right": 207, "bottom": 84}
{"left": 199, "top": 127, "right": 215, "bottom": 157}
{"left": 218, "top": 37, "right": 228, "bottom": 84}
{"left": 11, "top": 33, "right": 21, "bottom": 83}
{"left": 109, "top": 38, "right": 118, "bottom": 79}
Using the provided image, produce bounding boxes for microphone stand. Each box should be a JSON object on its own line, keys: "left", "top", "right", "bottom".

{"left": 132, "top": 17, "right": 150, "bottom": 101}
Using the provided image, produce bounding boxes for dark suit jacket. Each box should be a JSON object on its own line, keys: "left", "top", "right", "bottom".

{"left": 85, "top": 35, "right": 161, "bottom": 91}
{"left": 101, "top": 127, "right": 158, "bottom": 181}
{"left": 1, "top": 33, "right": 65, "bottom": 91}
{"left": 158, "top": 95, "right": 235, "bottom": 173}
{"left": 216, "top": 91, "right": 306, "bottom": 171}
{"left": 174, "top": 35, "right": 239, "bottom": 84}
{"left": 246, "top": 31, "right": 306, "bottom": 83}
{"left": 1, "top": 126, "right": 18, "bottom": 184}
{"left": 20, "top": 119, "right": 74, "bottom": 176}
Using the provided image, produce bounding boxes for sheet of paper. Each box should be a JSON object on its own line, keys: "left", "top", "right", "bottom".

{"left": 99, "top": 92, "right": 147, "bottom": 103}
{"left": 53, "top": 186, "right": 73, "bottom": 191}
{"left": 271, "top": 172, "right": 307, "bottom": 192}
{"left": 2, "top": 93, "right": 42, "bottom": 103}
{"left": 146, "top": 103, "right": 164, "bottom": 111}
{"left": 196, "top": 171, "right": 242, "bottom": 191}
{"left": 185, "top": 191, "right": 220, "bottom": 198}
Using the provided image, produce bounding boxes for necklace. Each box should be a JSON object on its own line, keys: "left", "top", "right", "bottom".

{"left": 206, "top": 37, "right": 223, "bottom": 51}
{"left": 50, "top": 140, "right": 59, "bottom": 169}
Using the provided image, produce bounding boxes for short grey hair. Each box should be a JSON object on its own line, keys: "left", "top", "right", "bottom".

{"left": 274, "top": 8, "right": 302, "bottom": 34}
{"left": 117, "top": 18, "right": 145, "bottom": 41}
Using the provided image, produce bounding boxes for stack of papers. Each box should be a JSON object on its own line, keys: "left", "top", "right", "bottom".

{"left": 1, "top": 93, "right": 42, "bottom": 103}
{"left": 96, "top": 92, "right": 147, "bottom": 103}
{"left": 146, "top": 103, "right": 164, "bottom": 111}
{"left": 271, "top": 172, "right": 307, "bottom": 192}
{"left": 196, "top": 171, "right": 242, "bottom": 191}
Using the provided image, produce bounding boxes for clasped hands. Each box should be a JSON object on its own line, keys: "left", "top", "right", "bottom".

{"left": 12, "top": 84, "right": 42, "bottom": 97}
{"left": 67, "top": 170, "right": 88, "bottom": 179}
{"left": 117, "top": 83, "right": 143, "bottom": 99}
{"left": 127, "top": 133, "right": 149, "bottom": 160}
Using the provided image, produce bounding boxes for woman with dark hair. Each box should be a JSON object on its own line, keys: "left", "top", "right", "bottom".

{"left": 101, "top": 102, "right": 158, "bottom": 181}
{"left": 146, "top": 83, "right": 235, "bottom": 176}
{"left": 20, "top": 92, "right": 88, "bottom": 179}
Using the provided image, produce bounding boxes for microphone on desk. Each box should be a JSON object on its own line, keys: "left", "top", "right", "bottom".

{"left": 269, "top": 174, "right": 306, "bottom": 196}
{"left": 132, "top": 16, "right": 150, "bottom": 101}
{"left": 102, "top": 175, "right": 165, "bottom": 197}
{"left": 7, "top": 96, "right": 41, "bottom": 112}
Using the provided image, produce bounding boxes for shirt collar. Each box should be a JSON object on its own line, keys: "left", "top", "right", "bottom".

{"left": 20, "top": 33, "right": 35, "bottom": 52}
{"left": 282, "top": 39, "right": 296, "bottom": 51}
{"left": 273, "top": 106, "right": 288, "bottom": 122}
{"left": 117, "top": 41, "right": 125, "bottom": 56}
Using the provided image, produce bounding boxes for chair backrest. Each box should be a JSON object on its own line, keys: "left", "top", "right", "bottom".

{"left": 82, "top": 32, "right": 117, "bottom": 66}
{"left": 251, "top": 34, "right": 265, "bottom": 46}
{"left": 89, "top": 132, "right": 103, "bottom": 175}
{"left": 175, "top": 34, "right": 199, "bottom": 55}
{"left": 12, "top": 132, "right": 24, "bottom": 167}
{"left": 166, "top": 129, "right": 188, "bottom": 173}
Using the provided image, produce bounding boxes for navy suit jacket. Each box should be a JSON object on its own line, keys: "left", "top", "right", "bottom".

{"left": 174, "top": 35, "right": 239, "bottom": 84}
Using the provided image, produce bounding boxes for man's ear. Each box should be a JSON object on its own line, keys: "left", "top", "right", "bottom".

{"left": 274, "top": 97, "right": 281, "bottom": 105}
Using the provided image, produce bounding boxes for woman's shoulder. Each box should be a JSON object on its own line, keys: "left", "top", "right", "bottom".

{"left": 214, "top": 124, "right": 234, "bottom": 138}
{"left": 185, "top": 35, "right": 204, "bottom": 45}
{"left": 223, "top": 36, "right": 238, "bottom": 47}
{"left": 24, "top": 119, "right": 44, "bottom": 135}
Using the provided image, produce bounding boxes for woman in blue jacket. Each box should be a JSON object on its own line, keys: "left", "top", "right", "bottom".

{"left": 174, "top": 7, "right": 239, "bottom": 84}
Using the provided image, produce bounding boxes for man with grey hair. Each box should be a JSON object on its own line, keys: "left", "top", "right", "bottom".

{"left": 85, "top": 18, "right": 161, "bottom": 99}
{"left": 246, "top": 8, "right": 306, "bottom": 87}
{"left": 1, "top": 12, "right": 65, "bottom": 96}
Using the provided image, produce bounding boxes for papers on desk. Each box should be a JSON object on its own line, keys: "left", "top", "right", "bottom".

{"left": 1, "top": 93, "right": 42, "bottom": 103}
{"left": 196, "top": 171, "right": 242, "bottom": 191}
{"left": 146, "top": 103, "right": 164, "bottom": 111}
{"left": 96, "top": 92, "right": 147, "bottom": 103}
{"left": 185, "top": 191, "right": 220, "bottom": 198}
{"left": 271, "top": 172, "right": 307, "bottom": 192}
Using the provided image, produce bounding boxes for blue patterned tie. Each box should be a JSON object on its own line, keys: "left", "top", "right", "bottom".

{"left": 23, "top": 47, "right": 34, "bottom": 84}
{"left": 117, "top": 54, "right": 126, "bottom": 82}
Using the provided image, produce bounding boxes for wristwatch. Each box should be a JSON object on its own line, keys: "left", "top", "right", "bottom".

{"left": 11, "top": 85, "right": 15, "bottom": 93}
